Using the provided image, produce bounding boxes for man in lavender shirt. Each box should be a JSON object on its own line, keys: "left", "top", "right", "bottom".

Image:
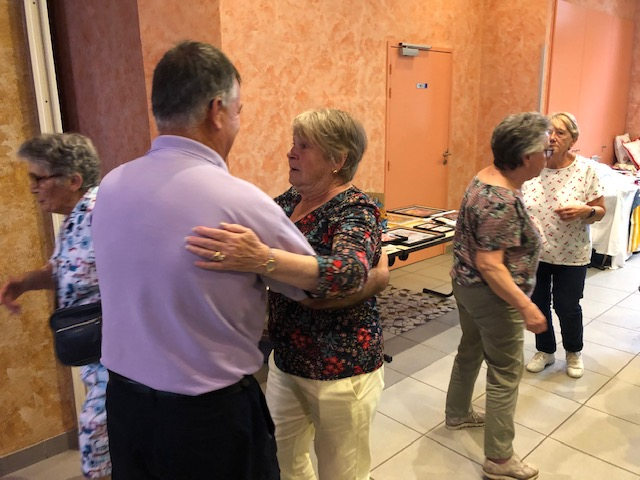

{"left": 92, "top": 42, "right": 320, "bottom": 480}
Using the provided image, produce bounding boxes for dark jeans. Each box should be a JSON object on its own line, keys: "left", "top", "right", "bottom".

{"left": 106, "top": 372, "right": 279, "bottom": 480}
{"left": 531, "top": 261, "right": 587, "bottom": 354}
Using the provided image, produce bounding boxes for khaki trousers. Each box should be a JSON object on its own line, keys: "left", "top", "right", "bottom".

{"left": 445, "top": 282, "right": 525, "bottom": 459}
{"left": 266, "top": 354, "right": 384, "bottom": 480}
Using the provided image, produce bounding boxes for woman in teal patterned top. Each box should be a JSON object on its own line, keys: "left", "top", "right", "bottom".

{"left": 0, "top": 133, "right": 111, "bottom": 479}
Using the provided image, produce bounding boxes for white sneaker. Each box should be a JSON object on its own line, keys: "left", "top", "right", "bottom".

{"left": 566, "top": 351, "right": 584, "bottom": 378}
{"left": 526, "top": 351, "right": 555, "bottom": 373}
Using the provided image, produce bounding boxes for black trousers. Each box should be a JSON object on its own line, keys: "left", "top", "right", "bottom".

{"left": 106, "top": 372, "right": 279, "bottom": 480}
{"left": 531, "top": 261, "right": 587, "bottom": 354}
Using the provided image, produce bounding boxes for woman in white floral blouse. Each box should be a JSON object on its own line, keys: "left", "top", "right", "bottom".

{"left": 0, "top": 133, "right": 111, "bottom": 479}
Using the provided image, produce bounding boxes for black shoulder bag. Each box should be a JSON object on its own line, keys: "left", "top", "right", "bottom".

{"left": 49, "top": 301, "right": 102, "bottom": 366}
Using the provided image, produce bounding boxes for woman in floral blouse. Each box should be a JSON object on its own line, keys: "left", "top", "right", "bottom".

{"left": 187, "top": 109, "right": 386, "bottom": 480}
{"left": 0, "top": 133, "right": 111, "bottom": 479}
{"left": 522, "top": 112, "right": 605, "bottom": 379}
{"left": 445, "top": 112, "right": 550, "bottom": 480}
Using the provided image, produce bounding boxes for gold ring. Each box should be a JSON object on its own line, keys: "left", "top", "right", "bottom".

{"left": 210, "top": 251, "right": 226, "bottom": 262}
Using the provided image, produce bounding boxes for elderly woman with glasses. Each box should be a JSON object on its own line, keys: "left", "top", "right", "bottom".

{"left": 445, "top": 112, "right": 550, "bottom": 480}
{"left": 0, "top": 133, "right": 111, "bottom": 479}
{"left": 522, "top": 112, "right": 605, "bottom": 379}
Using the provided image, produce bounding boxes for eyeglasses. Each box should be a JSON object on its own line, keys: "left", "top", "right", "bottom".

{"left": 543, "top": 148, "right": 554, "bottom": 158}
{"left": 28, "top": 173, "right": 64, "bottom": 186}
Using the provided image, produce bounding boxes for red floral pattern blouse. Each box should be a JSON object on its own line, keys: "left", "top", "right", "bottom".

{"left": 268, "top": 186, "right": 384, "bottom": 380}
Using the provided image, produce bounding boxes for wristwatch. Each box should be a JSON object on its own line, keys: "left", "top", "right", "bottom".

{"left": 587, "top": 207, "right": 596, "bottom": 218}
{"left": 262, "top": 248, "right": 276, "bottom": 274}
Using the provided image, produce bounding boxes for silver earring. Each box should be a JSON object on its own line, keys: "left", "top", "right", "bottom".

{"left": 332, "top": 169, "right": 338, "bottom": 174}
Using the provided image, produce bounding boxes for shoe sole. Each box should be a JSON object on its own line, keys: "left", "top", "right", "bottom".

{"left": 483, "top": 470, "right": 539, "bottom": 480}
{"left": 526, "top": 359, "right": 555, "bottom": 373}
{"left": 445, "top": 422, "right": 485, "bottom": 431}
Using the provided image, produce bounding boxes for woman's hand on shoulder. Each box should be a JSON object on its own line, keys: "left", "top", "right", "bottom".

{"left": 185, "top": 223, "right": 269, "bottom": 273}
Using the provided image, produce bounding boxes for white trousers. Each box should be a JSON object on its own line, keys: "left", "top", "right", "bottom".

{"left": 266, "top": 354, "right": 384, "bottom": 480}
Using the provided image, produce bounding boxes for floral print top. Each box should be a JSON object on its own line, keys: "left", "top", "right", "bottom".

{"left": 268, "top": 186, "right": 384, "bottom": 380}
{"left": 451, "top": 177, "right": 541, "bottom": 296}
{"left": 522, "top": 155, "right": 602, "bottom": 266}
{"left": 50, "top": 187, "right": 101, "bottom": 308}
{"left": 49, "top": 186, "right": 111, "bottom": 478}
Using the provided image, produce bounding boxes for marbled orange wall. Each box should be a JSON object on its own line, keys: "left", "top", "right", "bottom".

{"left": 474, "top": 0, "right": 551, "bottom": 173}
{"left": 627, "top": 5, "right": 640, "bottom": 137}
{"left": 137, "top": 0, "right": 222, "bottom": 140}
{"left": 553, "top": 0, "right": 639, "bottom": 137}
{"left": 219, "top": 0, "right": 485, "bottom": 208}
{"left": 0, "top": 1, "right": 75, "bottom": 457}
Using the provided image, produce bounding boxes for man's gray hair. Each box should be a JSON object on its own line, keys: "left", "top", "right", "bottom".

{"left": 151, "top": 41, "right": 241, "bottom": 131}
{"left": 18, "top": 132, "right": 101, "bottom": 189}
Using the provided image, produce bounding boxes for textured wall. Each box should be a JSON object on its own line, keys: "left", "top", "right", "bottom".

{"left": 474, "top": 0, "right": 551, "bottom": 171}
{"left": 219, "top": 0, "right": 485, "bottom": 208}
{"left": 627, "top": 5, "right": 640, "bottom": 137}
{"left": 0, "top": 1, "right": 75, "bottom": 456}
{"left": 137, "top": 0, "right": 222, "bottom": 140}
{"left": 51, "top": 0, "right": 151, "bottom": 175}
{"left": 559, "top": 0, "right": 639, "bottom": 137}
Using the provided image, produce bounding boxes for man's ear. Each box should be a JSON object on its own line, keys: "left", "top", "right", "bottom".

{"left": 207, "top": 97, "right": 225, "bottom": 130}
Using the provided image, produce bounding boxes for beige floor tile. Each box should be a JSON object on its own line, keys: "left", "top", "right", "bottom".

{"left": 433, "top": 309, "right": 460, "bottom": 326}
{"left": 370, "top": 413, "right": 422, "bottom": 468}
{"left": 426, "top": 420, "right": 545, "bottom": 465}
{"left": 585, "top": 378, "right": 640, "bottom": 426}
{"left": 382, "top": 365, "right": 408, "bottom": 389}
{"left": 595, "top": 305, "right": 640, "bottom": 331}
{"left": 527, "top": 438, "right": 639, "bottom": 480}
{"left": 384, "top": 344, "right": 447, "bottom": 377}
{"left": 371, "top": 436, "right": 483, "bottom": 480}
{"left": 581, "top": 298, "right": 615, "bottom": 319}
{"left": 581, "top": 340, "right": 636, "bottom": 377}
{"left": 583, "top": 284, "right": 632, "bottom": 305}
{"left": 400, "top": 318, "right": 454, "bottom": 344}
{"left": 520, "top": 361, "right": 611, "bottom": 404}
{"left": 583, "top": 321, "right": 640, "bottom": 354}
{"left": 411, "top": 354, "right": 487, "bottom": 401}
{"left": 410, "top": 264, "right": 451, "bottom": 283}
{"left": 510, "top": 382, "right": 582, "bottom": 435}
{"left": 587, "top": 267, "right": 640, "bottom": 293}
{"left": 419, "top": 324, "right": 463, "bottom": 355}
{"left": 1, "top": 450, "right": 82, "bottom": 480}
{"left": 616, "top": 356, "right": 640, "bottom": 387}
{"left": 617, "top": 292, "right": 640, "bottom": 311}
{"left": 389, "top": 272, "right": 444, "bottom": 291}
{"left": 376, "top": 377, "right": 447, "bottom": 434}
{"left": 551, "top": 406, "right": 640, "bottom": 475}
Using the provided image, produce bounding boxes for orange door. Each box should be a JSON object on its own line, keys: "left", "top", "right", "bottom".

{"left": 385, "top": 42, "right": 452, "bottom": 263}
{"left": 385, "top": 43, "right": 451, "bottom": 210}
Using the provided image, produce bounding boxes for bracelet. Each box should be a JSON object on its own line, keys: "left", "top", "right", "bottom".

{"left": 587, "top": 207, "right": 596, "bottom": 219}
{"left": 262, "top": 248, "right": 276, "bottom": 275}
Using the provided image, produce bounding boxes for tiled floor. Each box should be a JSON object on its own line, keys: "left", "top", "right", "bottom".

{"left": 4, "top": 252, "right": 640, "bottom": 479}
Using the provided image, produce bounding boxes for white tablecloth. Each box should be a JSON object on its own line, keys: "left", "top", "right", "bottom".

{"left": 590, "top": 162, "right": 640, "bottom": 269}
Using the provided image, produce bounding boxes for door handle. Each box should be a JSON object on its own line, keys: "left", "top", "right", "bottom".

{"left": 442, "top": 150, "right": 452, "bottom": 165}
